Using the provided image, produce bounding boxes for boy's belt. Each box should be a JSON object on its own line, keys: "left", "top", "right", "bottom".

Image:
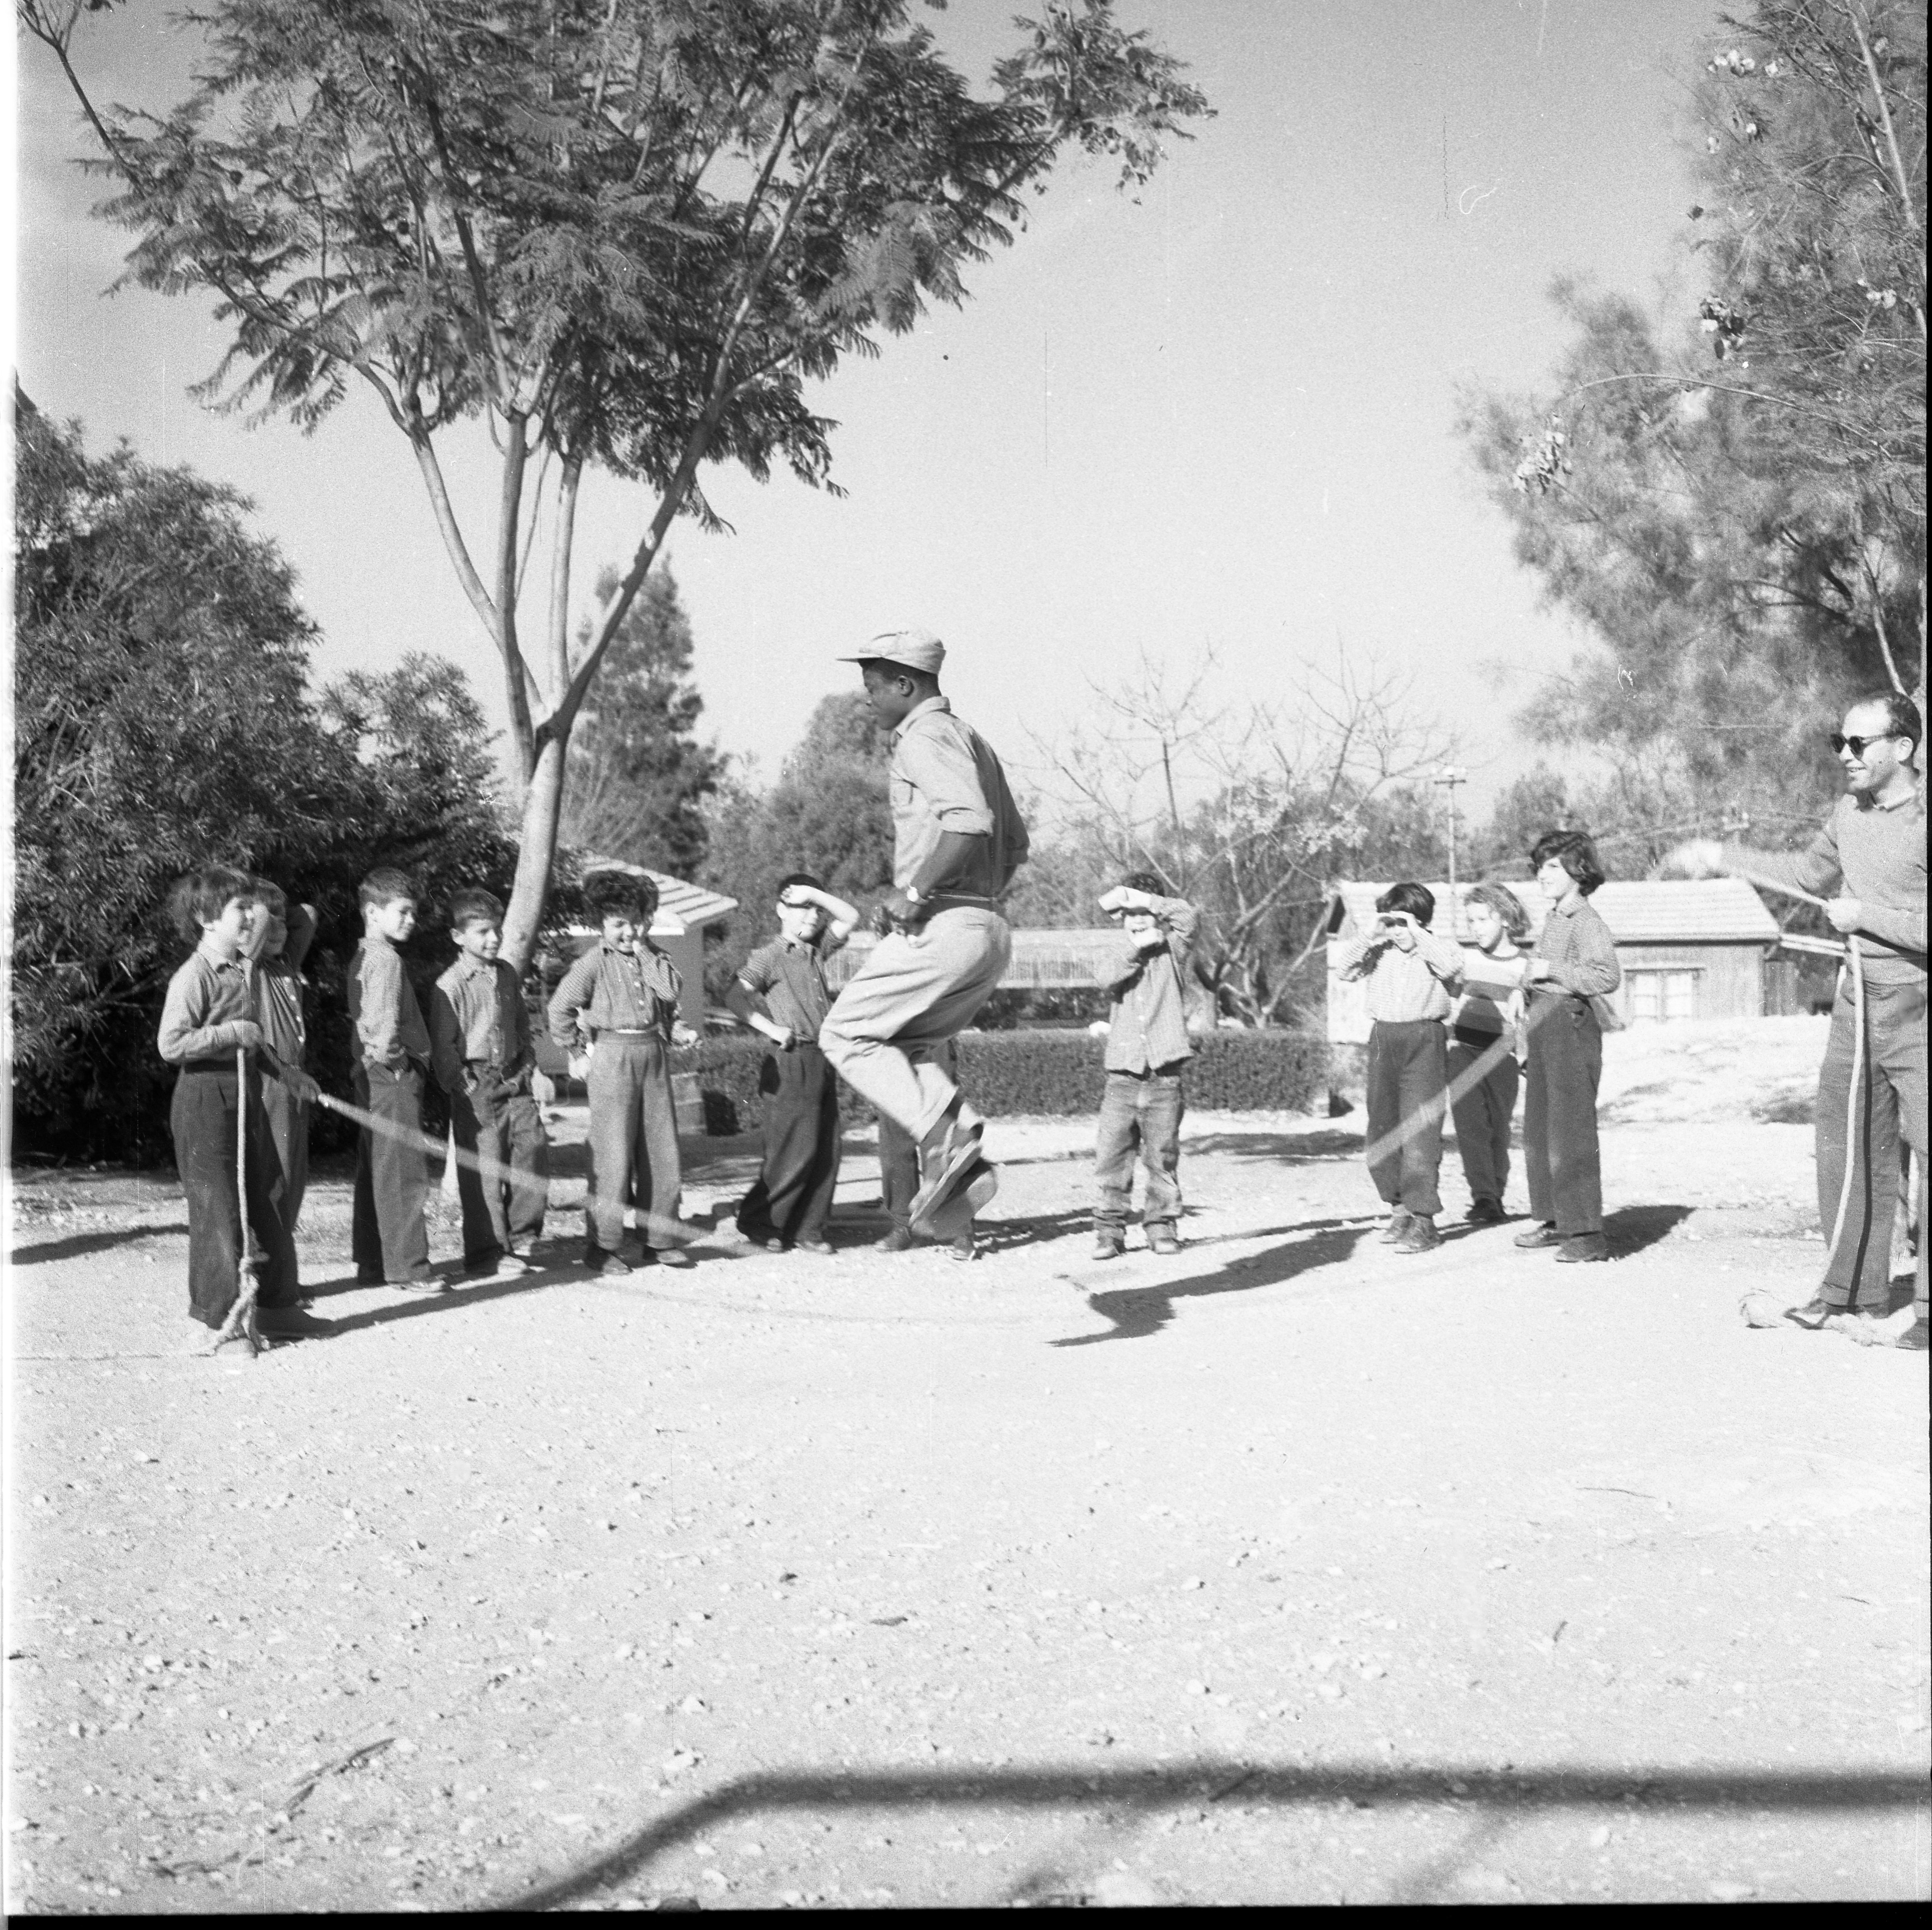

{"left": 598, "top": 1027, "right": 664, "bottom": 1037}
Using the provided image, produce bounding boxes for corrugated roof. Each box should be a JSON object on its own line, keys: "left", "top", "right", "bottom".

{"left": 1328, "top": 878, "right": 1778, "bottom": 947}
{"left": 567, "top": 854, "right": 738, "bottom": 936}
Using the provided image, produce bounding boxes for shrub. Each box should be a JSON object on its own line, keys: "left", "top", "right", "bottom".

{"left": 675, "top": 1026, "right": 1327, "bottom": 1133}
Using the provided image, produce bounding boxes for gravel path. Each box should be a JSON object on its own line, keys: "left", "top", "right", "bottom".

{"left": 6, "top": 1018, "right": 1927, "bottom": 1909}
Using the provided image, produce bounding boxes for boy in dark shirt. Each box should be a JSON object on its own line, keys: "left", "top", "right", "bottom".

{"left": 728, "top": 874, "right": 861, "bottom": 1254}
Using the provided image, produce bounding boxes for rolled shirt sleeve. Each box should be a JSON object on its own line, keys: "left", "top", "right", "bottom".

{"left": 546, "top": 949, "right": 601, "bottom": 1054}
{"left": 1332, "top": 932, "right": 1382, "bottom": 982}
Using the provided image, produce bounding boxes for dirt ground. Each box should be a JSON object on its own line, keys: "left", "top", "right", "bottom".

{"left": 6, "top": 1015, "right": 1928, "bottom": 1910}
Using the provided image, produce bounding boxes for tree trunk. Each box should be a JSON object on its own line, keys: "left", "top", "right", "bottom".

{"left": 501, "top": 733, "right": 569, "bottom": 976}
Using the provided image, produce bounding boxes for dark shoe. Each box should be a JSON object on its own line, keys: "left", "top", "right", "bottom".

{"left": 874, "top": 1228, "right": 916, "bottom": 1254}
{"left": 1513, "top": 1222, "right": 1561, "bottom": 1250}
{"left": 1394, "top": 1216, "right": 1442, "bottom": 1254}
{"left": 256, "top": 1306, "right": 331, "bottom": 1339}
{"left": 1146, "top": 1224, "right": 1181, "bottom": 1256}
{"left": 1466, "top": 1196, "right": 1505, "bottom": 1226}
{"left": 1554, "top": 1233, "right": 1610, "bottom": 1264}
{"left": 909, "top": 1116, "right": 987, "bottom": 1233}
{"left": 1784, "top": 1294, "right": 1840, "bottom": 1330}
{"left": 1379, "top": 1208, "right": 1414, "bottom": 1245}
{"left": 491, "top": 1251, "right": 532, "bottom": 1278}
{"left": 584, "top": 1246, "right": 632, "bottom": 1276}
{"left": 650, "top": 1246, "right": 696, "bottom": 1270}
{"left": 1896, "top": 1318, "right": 1929, "bottom": 1352}
{"left": 944, "top": 1236, "right": 978, "bottom": 1263}
{"left": 911, "top": 1155, "right": 997, "bottom": 1243}
{"left": 394, "top": 1273, "right": 451, "bottom": 1293}
{"left": 1093, "top": 1230, "right": 1126, "bottom": 1261}
{"left": 792, "top": 1238, "right": 835, "bottom": 1256}
{"left": 737, "top": 1221, "right": 782, "bottom": 1251}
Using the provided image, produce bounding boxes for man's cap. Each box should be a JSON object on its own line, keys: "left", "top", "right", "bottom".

{"left": 837, "top": 627, "right": 945, "bottom": 677}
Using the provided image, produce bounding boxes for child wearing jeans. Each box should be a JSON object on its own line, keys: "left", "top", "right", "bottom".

{"left": 1334, "top": 881, "right": 1464, "bottom": 1253}
{"left": 1091, "top": 874, "right": 1201, "bottom": 1259}
{"left": 1449, "top": 881, "right": 1532, "bottom": 1224}
{"left": 157, "top": 865, "right": 312, "bottom": 1348}
{"left": 1514, "top": 830, "right": 1620, "bottom": 1263}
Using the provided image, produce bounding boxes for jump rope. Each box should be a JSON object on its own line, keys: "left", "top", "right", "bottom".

{"left": 209, "top": 883, "right": 1896, "bottom": 1354}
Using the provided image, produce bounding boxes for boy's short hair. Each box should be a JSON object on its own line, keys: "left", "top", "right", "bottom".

{"left": 170, "top": 864, "right": 255, "bottom": 943}
{"left": 1376, "top": 880, "right": 1436, "bottom": 925}
{"left": 359, "top": 866, "right": 418, "bottom": 913}
{"left": 1529, "top": 828, "right": 1606, "bottom": 896}
{"left": 775, "top": 872, "right": 823, "bottom": 900}
{"left": 1120, "top": 870, "right": 1165, "bottom": 896}
{"left": 249, "top": 876, "right": 288, "bottom": 919}
{"left": 1462, "top": 880, "right": 1531, "bottom": 942}
{"left": 584, "top": 868, "right": 657, "bottom": 923}
{"left": 448, "top": 887, "right": 505, "bottom": 929}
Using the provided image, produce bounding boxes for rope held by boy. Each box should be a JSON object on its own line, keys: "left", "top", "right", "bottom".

{"left": 207, "top": 1044, "right": 264, "bottom": 1355}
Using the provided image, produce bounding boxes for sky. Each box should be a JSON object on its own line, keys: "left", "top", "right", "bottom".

{"left": 12, "top": 0, "right": 1709, "bottom": 823}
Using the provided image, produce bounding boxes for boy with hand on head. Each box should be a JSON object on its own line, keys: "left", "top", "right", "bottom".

{"left": 729, "top": 874, "right": 861, "bottom": 1255}
{"left": 430, "top": 887, "right": 550, "bottom": 1279}
{"left": 1334, "top": 881, "right": 1464, "bottom": 1253}
{"left": 349, "top": 866, "right": 438, "bottom": 1290}
{"left": 157, "top": 865, "right": 308, "bottom": 1348}
{"left": 1448, "top": 881, "right": 1533, "bottom": 1225}
{"left": 548, "top": 869, "right": 700, "bottom": 1274}
{"left": 1091, "top": 873, "right": 1201, "bottom": 1260}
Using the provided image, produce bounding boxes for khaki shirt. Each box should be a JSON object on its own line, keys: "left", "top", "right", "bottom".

{"left": 889, "top": 696, "right": 1030, "bottom": 898}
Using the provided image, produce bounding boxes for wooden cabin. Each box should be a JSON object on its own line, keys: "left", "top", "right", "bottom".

{"left": 1324, "top": 878, "right": 1785, "bottom": 1042}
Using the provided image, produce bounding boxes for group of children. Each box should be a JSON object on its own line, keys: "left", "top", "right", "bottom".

{"left": 1333, "top": 828, "right": 1621, "bottom": 1261}
{"left": 157, "top": 830, "right": 1622, "bottom": 1350}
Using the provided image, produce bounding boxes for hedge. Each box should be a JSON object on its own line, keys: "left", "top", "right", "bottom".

{"left": 675, "top": 1027, "right": 1328, "bottom": 1134}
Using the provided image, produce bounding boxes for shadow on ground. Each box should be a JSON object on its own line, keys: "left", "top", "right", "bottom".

{"left": 1180, "top": 1128, "right": 1364, "bottom": 1162}
{"left": 498, "top": 1758, "right": 1930, "bottom": 1911}
{"left": 7, "top": 1224, "right": 189, "bottom": 1266}
{"left": 1603, "top": 1204, "right": 1693, "bottom": 1256}
{"left": 1052, "top": 1218, "right": 1367, "bottom": 1347}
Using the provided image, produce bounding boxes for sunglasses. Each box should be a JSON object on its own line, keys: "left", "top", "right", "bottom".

{"left": 1829, "top": 732, "right": 1900, "bottom": 756}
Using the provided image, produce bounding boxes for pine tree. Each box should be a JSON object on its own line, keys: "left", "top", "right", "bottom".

{"left": 559, "top": 570, "right": 724, "bottom": 879}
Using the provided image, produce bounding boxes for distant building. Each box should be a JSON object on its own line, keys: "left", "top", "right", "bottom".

{"left": 1323, "top": 878, "right": 1786, "bottom": 1042}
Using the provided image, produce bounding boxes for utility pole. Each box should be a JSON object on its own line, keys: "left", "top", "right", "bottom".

{"left": 1435, "top": 766, "right": 1469, "bottom": 933}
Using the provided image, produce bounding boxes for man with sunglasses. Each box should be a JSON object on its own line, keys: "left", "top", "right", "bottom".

{"left": 1668, "top": 691, "right": 1926, "bottom": 1351}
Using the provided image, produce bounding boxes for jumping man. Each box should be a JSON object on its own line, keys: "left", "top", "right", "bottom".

{"left": 817, "top": 629, "right": 1029, "bottom": 1237}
